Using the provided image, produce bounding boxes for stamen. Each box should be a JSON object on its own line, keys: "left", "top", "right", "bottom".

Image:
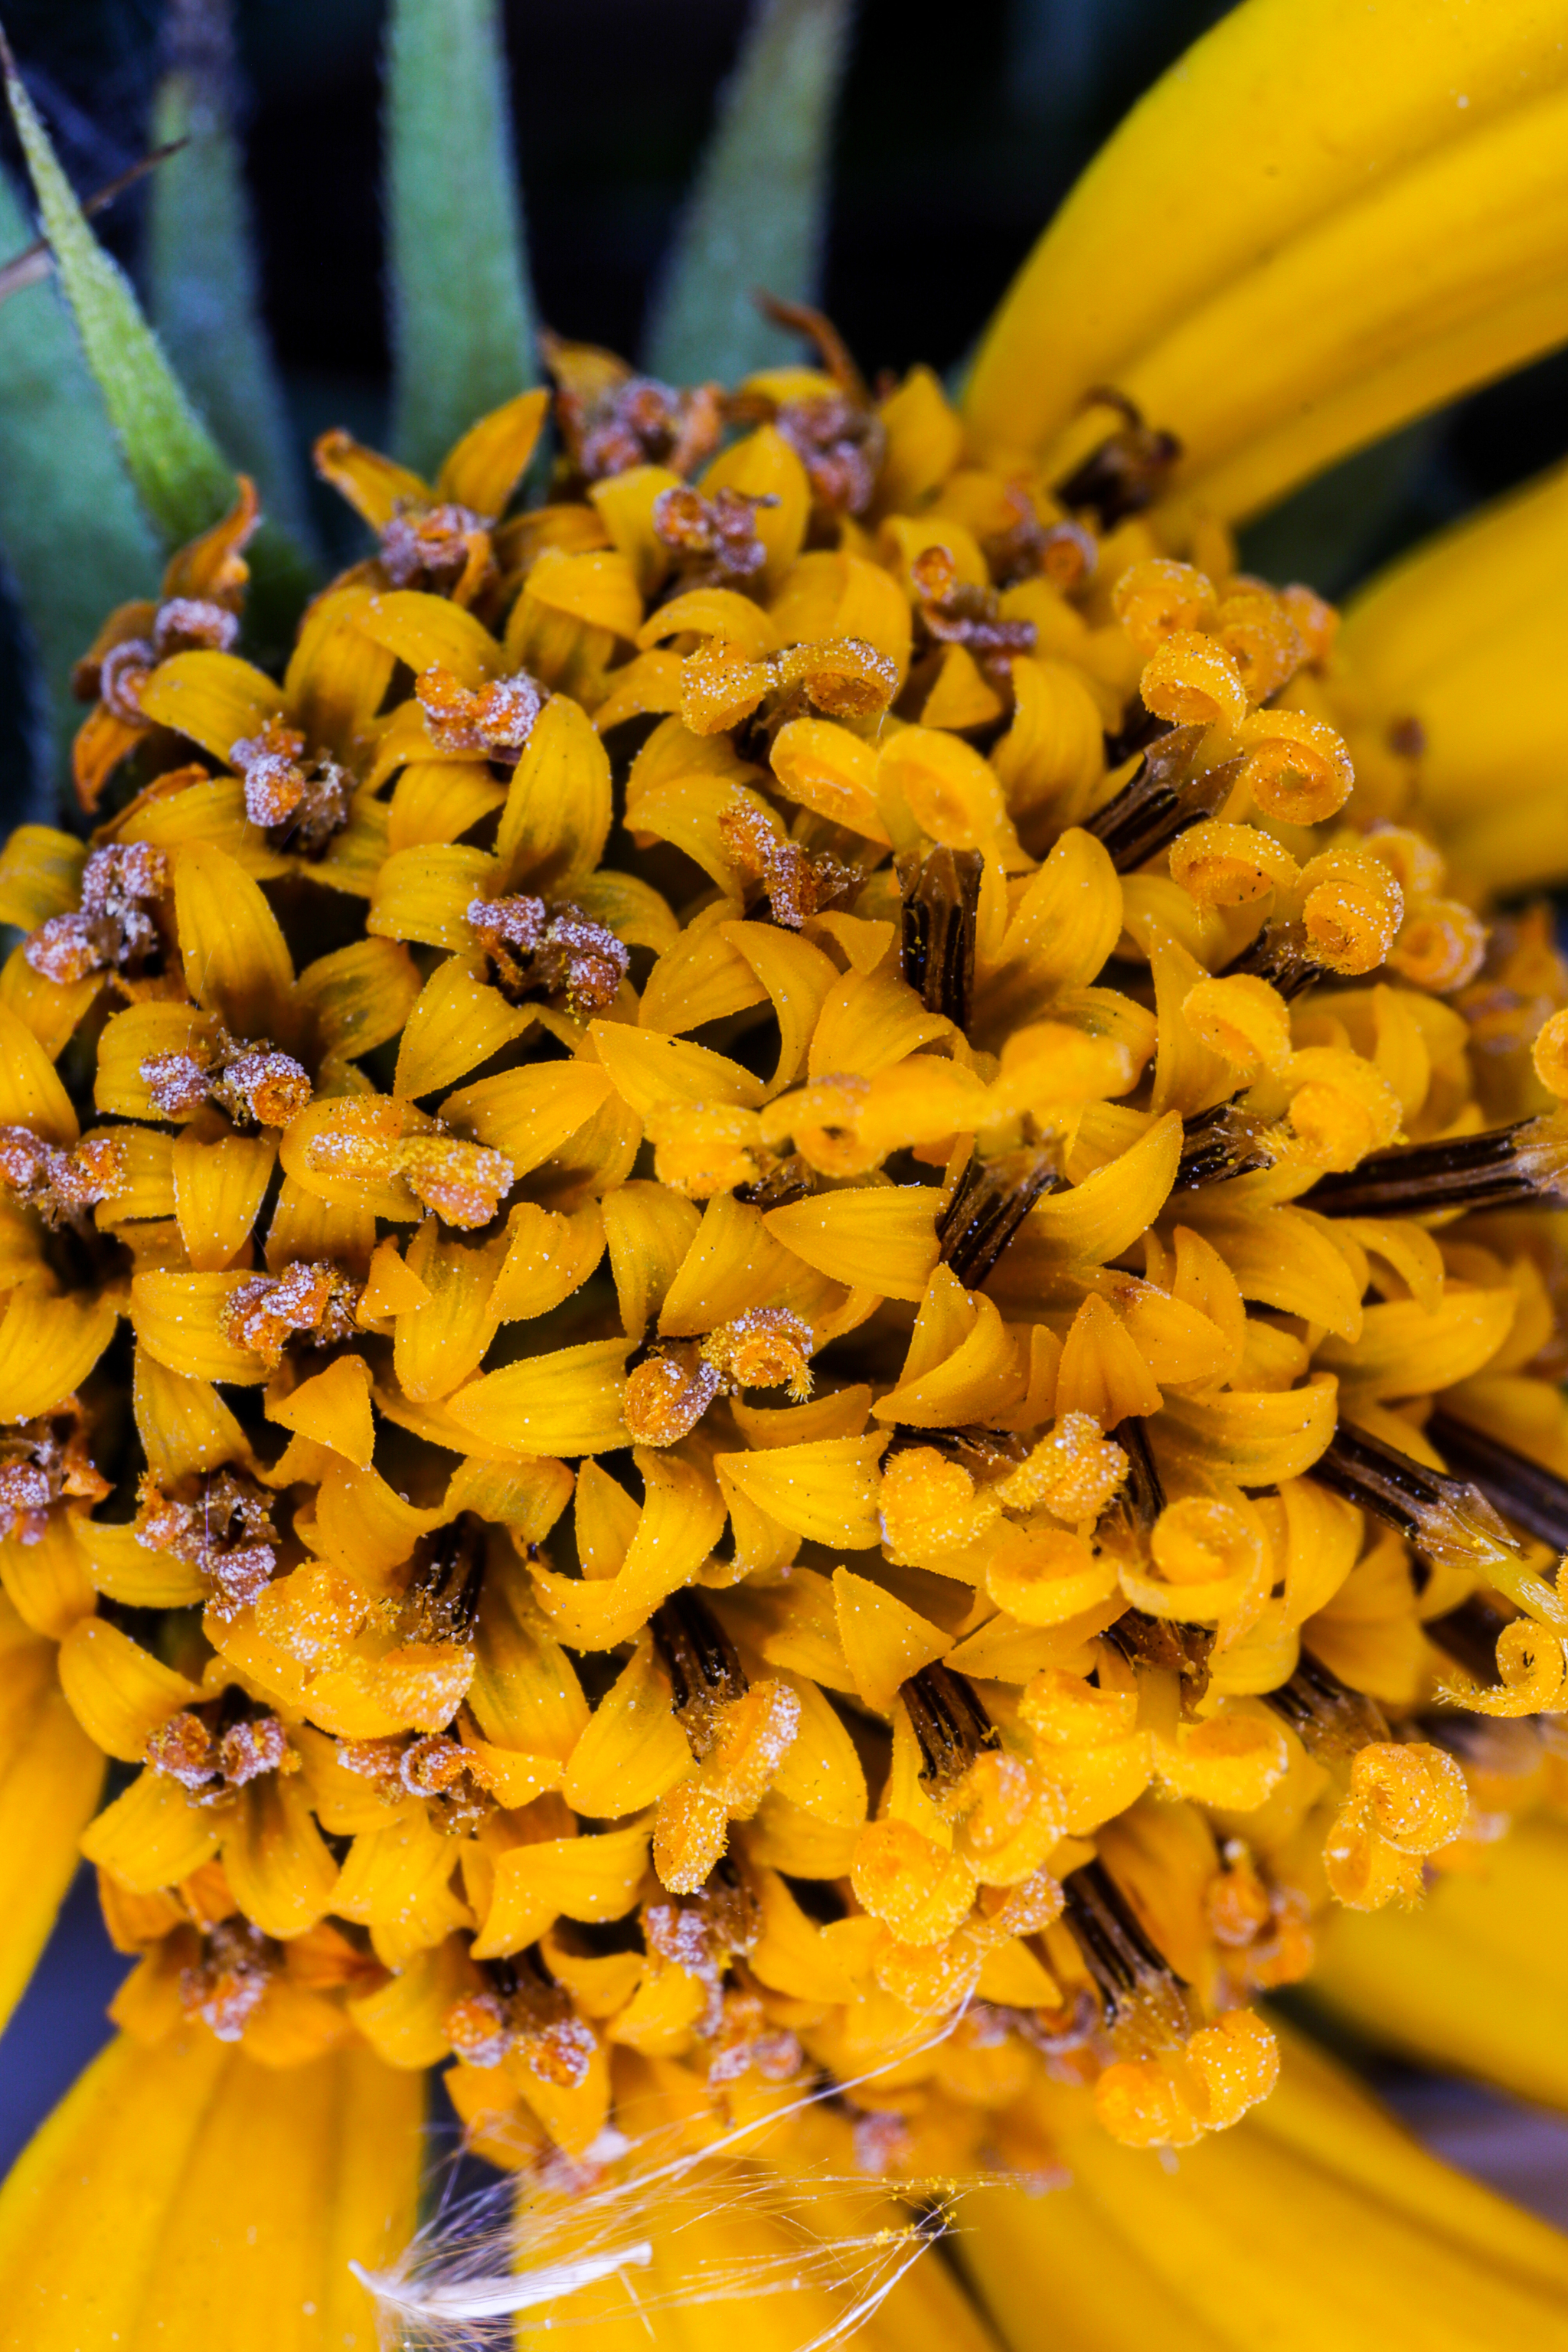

{"left": 1171, "top": 1102, "right": 1273, "bottom": 1191}
{"left": 1102, "top": 1415, "right": 1166, "bottom": 1534}
{"left": 1082, "top": 727, "right": 1237, "bottom": 872}
{"left": 936, "top": 1146, "right": 1063, "bottom": 1287}
{"left": 410, "top": 1515, "right": 488, "bottom": 1641}
{"left": 1060, "top": 1859, "right": 1194, "bottom": 2051}
{"left": 1103, "top": 1609, "right": 1214, "bottom": 1698}
{"left": 900, "top": 1662, "right": 1001, "bottom": 1797}
{"left": 1262, "top": 1651, "right": 1390, "bottom": 1760}
{"left": 899, "top": 844, "right": 983, "bottom": 1028}
{"left": 1425, "top": 1412, "right": 1568, "bottom": 1553}
{"left": 652, "top": 1589, "right": 748, "bottom": 1760}
{"left": 1312, "top": 1422, "right": 1521, "bottom": 1574}
{"left": 1218, "top": 919, "right": 1327, "bottom": 1002}
{"left": 1054, "top": 393, "right": 1182, "bottom": 528}
{"left": 1300, "top": 1113, "right": 1568, "bottom": 1218}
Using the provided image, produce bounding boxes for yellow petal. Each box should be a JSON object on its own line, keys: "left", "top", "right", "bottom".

{"left": 495, "top": 689, "right": 613, "bottom": 893}
{"left": 0, "top": 1513, "right": 96, "bottom": 1638}
{"left": 81, "top": 1766, "right": 224, "bottom": 1891}
{"left": 590, "top": 1019, "right": 763, "bottom": 1117}
{"left": 488, "top": 1200, "right": 606, "bottom": 1323}
{"left": 0, "top": 1647, "right": 103, "bottom": 2031}
{"left": 173, "top": 841, "right": 295, "bottom": 1034}
{"left": 562, "top": 1635, "right": 690, "bottom": 1815}
{"left": 529, "top": 1450, "right": 726, "bottom": 1648}
{"left": 0, "top": 1001, "right": 77, "bottom": 1142}
{"left": 1158, "top": 1376, "right": 1340, "bottom": 1487}
{"left": 295, "top": 936, "right": 422, "bottom": 1067}
{"left": 436, "top": 384, "right": 550, "bottom": 514}
{"left": 446, "top": 1338, "right": 632, "bottom": 1458}
{"left": 601, "top": 1180, "right": 703, "bottom": 1341}
{"left": 442, "top": 1060, "right": 615, "bottom": 1172}
{"left": 136, "top": 648, "right": 284, "bottom": 760}
{"left": 221, "top": 1772, "right": 339, "bottom": 1939}
{"left": 172, "top": 1129, "right": 275, "bottom": 1271}
{"left": 0, "top": 1287, "right": 120, "bottom": 1419}
{"left": 358, "top": 588, "right": 504, "bottom": 684}
{"left": 0, "top": 2028, "right": 420, "bottom": 2352}
{"left": 0, "top": 825, "right": 85, "bottom": 929}
{"left": 701, "top": 423, "right": 810, "bottom": 590}
{"left": 964, "top": 0, "right": 1568, "bottom": 459}
{"left": 130, "top": 1269, "right": 270, "bottom": 1385}
{"left": 471, "top": 1821, "right": 652, "bottom": 1960}
{"left": 394, "top": 957, "right": 535, "bottom": 1097}
{"left": 833, "top": 1566, "right": 951, "bottom": 1712}
{"left": 717, "top": 1433, "right": 889, "bottom": 1549}
{"left": 56, "top": 1619, "right": 202, "bottom": 1762}
{"left": 268, "top": 1351, "right": 377, "bottom": 1467}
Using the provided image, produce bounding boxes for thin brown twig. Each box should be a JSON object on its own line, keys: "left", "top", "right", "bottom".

{"left": 0, "top": 135, "right": 188, "bottom": 306}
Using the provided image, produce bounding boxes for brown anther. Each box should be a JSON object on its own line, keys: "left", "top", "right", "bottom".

{"left": 544, "top": 332, "right": 724, "bottom": 481}
{"left": 1054, "top": 393, "right": 1182, "bottom": 528}
{"left": 984, "top": 486, "right": 1098, "bottom": 592}
{"left": 717, "top": 797, "right": 854, "bottom": 930}
{"left": 337, "top": 1736, "right": 409, "bottom": 1805}
{"left": 141, "top": 1050, "right": 214, "bottom": 1118}
{"left": 24, "top": 841, "right": 169, "bottom": 985}
{"left": 774, "top": 393, "right": 886, "bottom": 515}
{"left": 397, "top": 1133, "right": 516, "bottom": 1229}
{"left": 652, "top": 483, "right": 774, "bottom": 586}
{"left": 901, "top": 1663, "right": 1001, "bottom": 1798}
{"left": 625, "top": 1345, "right": 723, "bottom": 1446}
{"left": 706, "top": 1987, "right": 802, "bottom": 2085}
{"left": 899, "top": 843, "right": 983, "bottom": 1028}
{"left": 416, "top": 662, "right": 544, "bottom": 757}
{"left": 652, "top": 1589, "right": 748, "bottom": 1762}
{"left": 1261, "top": 1650, "right": 1391, "bottom": 1762}
{"left": 223, "top": 1259, "right": 361, "bottom": 1365}
{"left": 937, "top": 1146, "right": 1063, "bottom": 1289}
{"left": 1060, "top": 1860, "right": 1196, "bottom": 2054}
{"left": 1083, "top": 724, "right": 1239, "bottom": 874}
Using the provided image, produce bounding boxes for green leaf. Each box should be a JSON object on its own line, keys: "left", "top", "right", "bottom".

{"left": 147, "top": 4, "right": 315, "bottom": 554}
{"left": 1, "top": 31, "right": 236, "bottom": 552}
{"left": 385, "top": 0, "right": 537, "bottom": 479}
{"left": 645, "top": 0, "right": 855, "bottom": 386}
{"left": 0, "top": 165, "right": 156, "bottom": 811}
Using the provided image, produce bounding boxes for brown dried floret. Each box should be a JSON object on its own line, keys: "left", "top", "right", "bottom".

{"left": 0, "top": 1125, "right": 127, "bottom": 1227}
{"left": 466, "top": 890, "right": 629, "bottom": 1012}
{"left": 652, "top": 483, "right": 774, "bottom": 585}
{"left": 1054, "top": 390, "right": 1183, "bottom": 527}
{"left": 223, "top": 1259, "right": 362, "bottom": 1365}
{"left": 136, "top": 1469, "right": 280, "bottom": 1616}
{"left": 146, "top": 1704, "right": 292, "bottom": 1798}
{"left": 140, "top": 1025, "right": 313, "bottom": 1128}
{"left": 775, "top": 391, "right": 886, "bottom": 516}
{"left": 446, "top": 1954, "right": 597, "bottom": 2085}
{"left": 397, "top": 1133, "right": 515, "bottom": 1230}
{"left": 545, "top": 332, "right": 724, "bottom": 482}
{"left": 230, "top": 718, "right": 351, "bottom": 853}
{"left": 380, "top": 500, "right": 495, "bottom": 599}
{"left": 24, "top": 841, "right": 170, "bottom": 985}
{"left": 0, "top": 1403, "right": 109, "bottom": 1543}
{"left": 911, "top": 542, "right": 1038, "bottom": 686}
{"left": 416, "top": 662, "right": 544, "bottom": 757}
{"left": 717, "top": 797, "right": 854, "bottom": 930}
{"left": 984, "top": 485, "right": 1097, "bottom": 591}
{"left": 180, "top": 1919, "right": 276, "bottom": 2042}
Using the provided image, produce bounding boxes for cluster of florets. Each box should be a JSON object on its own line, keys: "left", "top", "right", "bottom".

{"left": 2, "top": 328, "right": 1566, "bottom": 2180}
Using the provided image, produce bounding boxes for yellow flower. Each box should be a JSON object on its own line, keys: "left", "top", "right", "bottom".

{"left": 11, "top": 0, "right": 1568, "bottom": 2341}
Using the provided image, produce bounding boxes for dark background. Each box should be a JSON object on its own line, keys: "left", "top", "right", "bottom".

{"left": 4, "top": 0, "right": 1568, "bottom": 2207}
